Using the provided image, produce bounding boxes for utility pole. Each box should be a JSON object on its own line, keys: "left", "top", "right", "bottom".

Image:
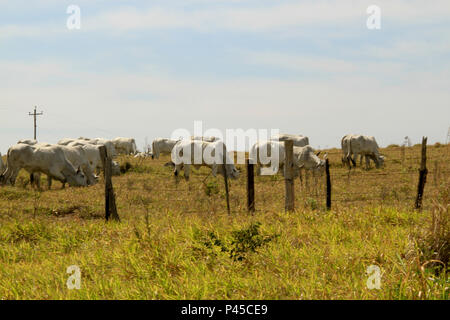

{"left": 28, "top": 106, "right": 43, "bottom": 140}
{"left": 446, "top": 127, "right": 450, "bottom": 145}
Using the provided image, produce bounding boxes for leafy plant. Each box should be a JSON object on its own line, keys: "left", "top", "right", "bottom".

{"left": 204, "top": 180, "right": 219, "bottom": 197}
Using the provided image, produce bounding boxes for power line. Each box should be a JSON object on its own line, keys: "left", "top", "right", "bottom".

{"left": 28, "top": 106, "right": 43, "bottom": 140}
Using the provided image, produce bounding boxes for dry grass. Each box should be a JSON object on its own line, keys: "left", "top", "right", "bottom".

{"left": 0, "top": 144, "right": 448, "bottom": 299}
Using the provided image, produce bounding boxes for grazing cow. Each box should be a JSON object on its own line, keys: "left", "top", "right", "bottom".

{"left": 342, "top": 134, "right": 385, "bottom": 169}
{"left": 57, "top": 145, "right": 97, "bottom": 187}
{"left": 271, "top": 133, "right": 309, "bottom": 147}
{"left": 112, "top": 137, "right": 137, "bottom": 155}
{"left": 66, "top": 142, "right": 119, "bottom": 176}
{"left": 1, "top": 144, "right": 87, "bottom": 187}
{"left": 15, "top": 141, "right": 97, "bottom": 188}
{"left": 151, "top": 138, "right": 179, "bottom": 159}
{"left": 17, "top": 140, "right": 56, "bottom": 188}
{"left": 171, "top": 140, "right": 239, "bottom": 180}
{"left": 250, "top": 141, "right": 325, "bottom": 176}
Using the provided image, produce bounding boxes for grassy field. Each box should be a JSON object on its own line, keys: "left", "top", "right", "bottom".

{"left": 0, "top": 144, "right": 448, "bottom": 299}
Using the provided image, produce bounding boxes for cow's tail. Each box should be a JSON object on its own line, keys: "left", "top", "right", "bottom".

{"left": 341, "top": 135, "right": 346, "bottom": 150}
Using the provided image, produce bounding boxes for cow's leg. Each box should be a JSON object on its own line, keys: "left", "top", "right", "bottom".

{"left": 29, "top": 173, "right": 35, "bottom": 188}
{"left": 10, "top": 168, "right": 20, "bottom": 186}
{"left": 351, "top": 153, "right": 356, "bottom": 167}
{"left": 305, "top": 169, "right": 309, "bottom": 192}
{"left": 34, "top": 173, "right": 42, "bottom": 190}
{"left": 298, "top": 168, "right": 303, "bottom": 188}
{"left": 184, "top": 164, "right": 190, "bottom": 181}
{"left": 46, "top": 175, "right": 53, "bottom": 189}
{"left": 5, "top": 166, "right": 22, "bottom": 186}
{"left": 173, "top": 164, "right": 181, "bottom": 183}
{"left": 211, "top": 164, "right": 218, "bottom": 177}
{"left": 365, "top": 155, "right": 371, "bottom": 170}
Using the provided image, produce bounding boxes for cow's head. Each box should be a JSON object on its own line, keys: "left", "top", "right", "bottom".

{"left": 67, "top": 166, "right": 88, "bottom": 187}
{"left": 223, "top": 164, "right": 240, "bottom": 179}
{"left": 376, "top": 155, "right": 385, "bottom": 168}
{"left": 230, "top": 166, "right": 240, "bottom": 179}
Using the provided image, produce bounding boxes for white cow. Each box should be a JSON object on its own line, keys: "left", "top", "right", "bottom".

{"left": 191, "top": 136, "right": 220, "bottom": 142}
{"left": 250, "top": 141, "right": 325, "bottom": 177}
{"left": 151, "top": 138, "right": 179, "bottom": 159}
{"left": 17, "top": 139, "right": 38, "bottom": 145}
{"left": 66, "top": 142, "right": 120, "bottom": 176}
{"left": 57, "top": 145, "right": 97, "bottom": 187}
{"left": 16, "top": 140, "right": 97, "bottom": 188}
{"left": 58, "top": 138, "right": 117, "bottom": 158}
{"left": 341, "top": 134, "right": 366, "bottom": 167}
{"left": 112, "top": 137, "right": 137, "bottom": 155}
{"left": 57, "top": 138, "right": 78, "bottom": 146}
{"left": 1, "top": 144, "right": 87, "bottom": 187}
{"left": 342, "top": 134, "right": 385, "bottom": 169}
{"left": 171, "top": 140, "right": 239, "bottom": 180}
{"left": 271, "top": 133, "right": 309, "bottom": 147}
{"left": 92, "top": 138, "right": 117, "bottom": 157}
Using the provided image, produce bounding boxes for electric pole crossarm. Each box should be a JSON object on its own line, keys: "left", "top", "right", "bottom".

{"left": 28, "top": 106, "right": 43, "bottom": 140}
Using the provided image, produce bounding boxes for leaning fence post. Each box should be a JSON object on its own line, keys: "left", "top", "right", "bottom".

{"left": 325, "top": 159, "right": 331, "bottom": 210}
{"left": 222, "top": 146, "right": 231, "bottom": 215}
{"left": 99, "top": 146, "right": 120, "bottom": 221}
{"left": 415, "top": 137, "right": 428, "bottom": 210}
{"left": 284, "top": 140, "right": 295, "bottom": 212}
{"left": 246, "top": 159, "right": 255, "bottom": 213}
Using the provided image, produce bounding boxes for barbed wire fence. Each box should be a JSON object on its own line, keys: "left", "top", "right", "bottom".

{"left": 115, "top": 139, "right": 449, "bottom": 214}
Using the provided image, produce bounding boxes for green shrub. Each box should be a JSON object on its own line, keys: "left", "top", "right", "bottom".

{"left": 204, "top": 180, "right": 219, "bottom": 197}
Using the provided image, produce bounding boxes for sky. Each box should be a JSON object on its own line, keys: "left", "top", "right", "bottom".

{"left": 1, "top": 0, "right": 449, "bottom": 153}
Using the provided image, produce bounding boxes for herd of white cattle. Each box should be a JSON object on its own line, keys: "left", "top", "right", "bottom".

{"left": 0, "top": 137, "right": 137, "bottom": 188}
{"left": 0, "top": 133, "right": 384, "bottom": 189}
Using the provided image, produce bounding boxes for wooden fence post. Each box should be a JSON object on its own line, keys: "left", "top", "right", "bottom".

{"left": 284, "top": 140, "right": 295, "bottom": 212}
{"left": 246, "top": 159, "right": 255, "bottom": 213}
{"left": 99, "top": 146, "right": 120, "bottom": 221}
{"left": 325, "top": 158, "right": 331, "bottom": 210}
{"left": 222, "top": 146, "right": 231, "bottom": 215}
{"left": 415, "top": 137, "right": 428, "bottom": 210}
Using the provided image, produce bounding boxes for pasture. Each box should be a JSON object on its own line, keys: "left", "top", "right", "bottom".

{"left": 0, "top": 144, "right": 448, "bottom": 299}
